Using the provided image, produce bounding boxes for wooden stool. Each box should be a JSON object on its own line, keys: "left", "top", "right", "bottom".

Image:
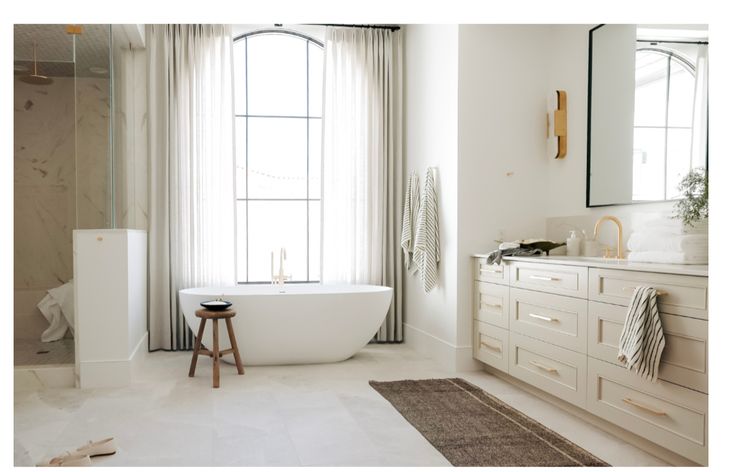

{"left": 188, "top": 308, "right": 244, "bottom": 388}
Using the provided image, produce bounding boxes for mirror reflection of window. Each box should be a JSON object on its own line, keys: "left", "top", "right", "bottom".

{"left": 632, "top": 45, "right": 705, "bottom": 202}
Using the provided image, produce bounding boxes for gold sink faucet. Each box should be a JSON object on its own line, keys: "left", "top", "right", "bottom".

{"left": 593, "top": 215, "right": 625, "bottom": 259}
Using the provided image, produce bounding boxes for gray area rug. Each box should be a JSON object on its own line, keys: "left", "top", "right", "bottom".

{"left": 370, "top": 378, "right": 609, "bottom": 467}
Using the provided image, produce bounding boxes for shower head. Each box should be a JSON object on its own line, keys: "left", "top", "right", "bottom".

{"left": 20, "top": 42, "right": 53, "bottom": 86}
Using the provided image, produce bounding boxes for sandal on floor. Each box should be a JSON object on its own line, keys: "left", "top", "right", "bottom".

{"left": 74, "top": 437, "right": 117, "bottom": 458}
{"left": 37, "top": 452, "right": 92, "bottom": 467}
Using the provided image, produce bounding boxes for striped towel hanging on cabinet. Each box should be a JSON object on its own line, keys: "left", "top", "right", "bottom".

{"left": 617, "top": 286, "right": 666, "bottom": 382}
{"left": 414, "top": 168, "right": 440, "bottom": 292}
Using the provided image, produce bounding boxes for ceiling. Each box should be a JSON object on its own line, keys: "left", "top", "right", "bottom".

{"left": 14, "top": 24, "right": 112, "bottom": 78}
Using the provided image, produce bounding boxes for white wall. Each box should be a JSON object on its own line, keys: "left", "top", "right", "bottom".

{"left": 544, "top": 25, "right": 675, "bottom": 250}
{"left": 404, "top": 24, "right": 554, "bottom": 370}
{"left": 403, "top": 25, "right": 461, "bottom": 371}
{"left": 403, "top": 24, "right": 682, "bottom": 371}
{"left": 456, "top": 25, "right": 553, "bottom": 364}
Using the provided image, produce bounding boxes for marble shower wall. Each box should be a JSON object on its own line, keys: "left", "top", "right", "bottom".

{"left": 76, "top": 77, "right": 112, "bottom": 230}
{"left": 14, "top": 78, "right": 76, "bottom": 315}
{"left": 113, "top": 46, "right": 148, "bottom": 230}
{"left": 14, "top": 76, "right": 112, "bottom": 318}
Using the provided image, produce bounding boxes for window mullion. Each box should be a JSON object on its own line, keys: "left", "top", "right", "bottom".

{"left": 663, "top": 54, "right": 671, "bottom": 200}
{"left": 244, "top": 35, "right": 250, "bottom": 283}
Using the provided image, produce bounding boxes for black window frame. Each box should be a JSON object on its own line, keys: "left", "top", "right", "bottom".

{"left": 233, "top": 29, "right": 324, "bottom": 284}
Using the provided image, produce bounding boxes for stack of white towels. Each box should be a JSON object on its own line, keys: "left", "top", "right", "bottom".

{"left": 627, "top": 217, "right": 708, "bottom": 265}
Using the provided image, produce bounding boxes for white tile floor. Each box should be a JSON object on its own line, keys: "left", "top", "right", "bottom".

{"left": 14, "top": 344, "right": 669, "bottom": 467}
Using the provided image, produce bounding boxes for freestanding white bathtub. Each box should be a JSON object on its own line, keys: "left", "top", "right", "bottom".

{"left": 179, "top": 284, "right": 393, "bottom": 365}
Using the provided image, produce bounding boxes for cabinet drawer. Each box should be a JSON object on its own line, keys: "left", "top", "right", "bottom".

{"left": 475, "top": 258, "right": 509, "bottom": 284}
{"left": 587, "top": 358, "right": 707, "bottom": 465}
{"left": 509, "top": 262, "right": 588, "bottom": 299}
{"left": 509, "top": 332, "right": 587, "bottom": 408}
{"left": 509, "top": 288, "right": 587, "bottom": 353}
{"left": 474, "top": 281, "right": 509, "bottom": 328}
{"left": 589, "top": 268, "right": 708, "bottom": 319}
{"left": 473, "top": 321, "right": 509, "bottom": 373}
{"left": 587, "top": 301, "right": 708, "bottom": 393}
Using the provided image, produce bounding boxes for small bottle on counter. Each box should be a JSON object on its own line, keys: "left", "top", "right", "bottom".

{"left": 566, "top": 230, "right": 581, "bottom": 256}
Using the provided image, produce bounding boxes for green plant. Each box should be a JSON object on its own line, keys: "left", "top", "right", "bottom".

{"left": 673, "top": 167, "right": 708, "bottom": 227}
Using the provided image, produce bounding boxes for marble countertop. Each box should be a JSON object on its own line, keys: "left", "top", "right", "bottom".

{"left": 472, "top": 254, "right": 708, "bottom": 277}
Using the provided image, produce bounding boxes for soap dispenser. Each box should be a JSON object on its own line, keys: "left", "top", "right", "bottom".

{"left": 566, "top": 230, "right": 581, "bottom": 256}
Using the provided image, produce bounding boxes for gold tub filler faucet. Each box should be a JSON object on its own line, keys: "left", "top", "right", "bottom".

{"left": 594, "top": 215, "right": 625, "bottom": 259}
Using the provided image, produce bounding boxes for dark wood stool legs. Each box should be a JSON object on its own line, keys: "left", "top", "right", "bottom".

{"left": 188, "top": 318, "right": 207, "bottom": 378}
{"left": 225, "top": 318, "right": 245, "bottom": 374}
{"left": 188, "top": 310, "right": 245, "bottom": 388}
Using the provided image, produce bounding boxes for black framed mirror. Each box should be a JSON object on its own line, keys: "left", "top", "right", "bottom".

{"left": 586, "top": 24, "right": 708, "bottom": 207}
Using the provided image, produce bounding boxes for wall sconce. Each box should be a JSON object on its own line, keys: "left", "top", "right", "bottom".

{"left": 547, "top": 90, "right": 567, "bottom": 159}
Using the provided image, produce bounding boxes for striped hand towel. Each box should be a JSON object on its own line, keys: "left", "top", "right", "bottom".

{"left": 414, "top": 168, "right": 440, "bottom": 292}
{"left": 400, "top": 171, "right": 421, "bottom": 274}
{"left": 617, "top": 286, "right": 666, "bottom": 382}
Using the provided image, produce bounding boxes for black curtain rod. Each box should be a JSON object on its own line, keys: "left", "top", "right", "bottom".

{"left": 637, "top": 39, "right": 708, "bottom": 45}
{"left": 302, "top": 23, "right": 400, "bottom": 32}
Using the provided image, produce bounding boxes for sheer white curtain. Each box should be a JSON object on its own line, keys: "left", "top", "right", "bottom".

{"left": 321, "top": 27, "right": 404, "bottom": 342}
{"left": 148, "top": 25, "right": 236, "bottom": 350}
{"left": 691, "top": 44, "right": 708, "bottom": 169}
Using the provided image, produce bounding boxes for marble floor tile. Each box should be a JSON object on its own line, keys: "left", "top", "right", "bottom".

{"left": 14, "top": 344, "right": 670, "bottom": 466}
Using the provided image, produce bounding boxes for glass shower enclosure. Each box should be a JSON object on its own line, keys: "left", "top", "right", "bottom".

{"left": 13, "top": 24, "right": 137, "bottom": 369}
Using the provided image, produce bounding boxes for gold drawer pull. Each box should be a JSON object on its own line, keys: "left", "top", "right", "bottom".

{"left": 528, "top": 312, "right": 558, "bottom": 323}
{"left": 529, "top": 360, "right": 558, "bottom": 373}
{"left": 480, "top": 341, "right": 502, "bottom": 353}
{"left": 480, "top": 267, "right": 503, "bottom": 274}
{"left": 529, "top": 275, "right": 559, "bottom": 282}
{"left": 622, "top": 397, "right": 668, "bottom": 416}
{"left": 481, "top": 302, "right": 503, "bottom": 310}
{"left": 623, "top": 286, "right": 668, "bottom": 296}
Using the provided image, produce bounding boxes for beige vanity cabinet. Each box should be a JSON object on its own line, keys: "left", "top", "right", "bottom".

{"left": 471, "top": 256, "right": 708, "bottom": 465}
{"left": 472, "top": 258, "right": 510, "bottom": 373}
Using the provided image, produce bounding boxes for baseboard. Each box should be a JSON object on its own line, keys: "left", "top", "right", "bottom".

{"left": 404, "top": 323, "right": 482, "bottom": 372}
{"left": 484, "top": 365, "right": 701, "bottom": 467}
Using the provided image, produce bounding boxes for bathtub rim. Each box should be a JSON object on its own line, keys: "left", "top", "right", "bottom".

{"left": 179, "top": 283, "right": 393, "bottom": 297}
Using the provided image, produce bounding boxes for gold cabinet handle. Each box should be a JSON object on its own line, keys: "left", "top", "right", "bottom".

{"left": 623, "top": 286, "right": 668, "bottom": 296}
{"left": 480, "top": 341, "right": 502, "bottom": 353}
{"left": 622, "top": 397, "right": 667, "bottom": 416}
{"left": 529, "top": 360, "right": 558, "bottom": 373}
{"left": 481, "top": 302, "right": 503, "bottom": 310}
{"left": 528, "top": 312, "right": 558, "bottom": 323}
{"left": 529, "top": 275, "right": 559, "bottom": 281}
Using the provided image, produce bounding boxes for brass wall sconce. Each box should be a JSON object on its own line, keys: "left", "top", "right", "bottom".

{"left": 547, "top": 90, "right": 567, "bottom": 159}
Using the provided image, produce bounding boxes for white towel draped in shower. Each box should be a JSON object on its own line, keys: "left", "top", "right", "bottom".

{"left": 37, "top": 279, "right": 75, "bottom": 342}
{"left": 414, "top": 168, "right": 440, "bottom": 292}
{"left": 400, "top": 171, "right": 421, "bottom": 274}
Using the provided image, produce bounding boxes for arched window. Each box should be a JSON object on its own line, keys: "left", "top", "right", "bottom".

{"left": 632, "top": 47, "right": 699, "bottom": 201}
{"left": 233, "top": 31, "right": 324, "bottom": 283}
